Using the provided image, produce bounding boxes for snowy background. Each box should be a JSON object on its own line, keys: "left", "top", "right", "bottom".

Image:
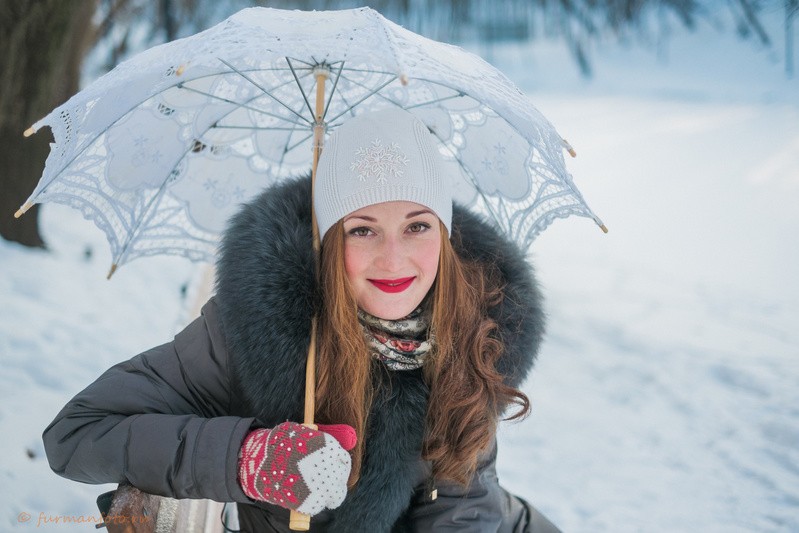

{"left": 2, "top": 6, "right": 797, "bottom": 532}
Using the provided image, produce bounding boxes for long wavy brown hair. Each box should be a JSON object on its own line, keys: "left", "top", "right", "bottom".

{"left": 315, "top": 220, "right": 530, "bottom": 487}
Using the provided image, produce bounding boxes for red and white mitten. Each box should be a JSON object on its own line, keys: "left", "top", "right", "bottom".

{"left": 238, "top": 422, "right": 356, "bottom": 516}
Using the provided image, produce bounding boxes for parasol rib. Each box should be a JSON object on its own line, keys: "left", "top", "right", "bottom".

{"left": 271, "top": 108, "right": 310, "bottom": 177}
{"left": 328, "top": 71, "right": 402, "bottom": 111}
{"left": 331, "top": 71, "right": 467, "bottom": 113}
{"left": 177, "top": 84, "right": 308, "bottom": 128}
{"left": 286, "top": 58, "right": 316, "bottom": 120}
{"left": 403, "top": 92, "right": 465, "bottom": 110}
{"left": 107, "top": 166, "right": 185, "bottom": 278}
{"left": 211, "top": 125, "right": 312, "bottom": 131}
{"left": 218, "top": 58, "right": 312, "bottom": 125}
{"left": 321, "top": 62, "right": 346, "bottom": 120}
{"left": 337, "top": 66, "right": 396, "bottom": 76}
{"left": 285, "top": 132, "right": 315, "bottom": 153}
{"left": 326, "top": 76, "right": 397, "bottom": 124}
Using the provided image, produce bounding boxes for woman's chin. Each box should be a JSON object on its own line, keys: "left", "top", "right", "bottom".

{"left": 360, "top": 296, "right": 421, "bottom": 320}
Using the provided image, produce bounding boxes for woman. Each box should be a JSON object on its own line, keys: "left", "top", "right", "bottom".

{"left": 43, "top": 109, "right": 558, "bottom": 532}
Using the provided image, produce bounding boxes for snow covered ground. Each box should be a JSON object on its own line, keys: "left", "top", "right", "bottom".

{"left": 2, "top": 6, "right": 797, "bottom": 532}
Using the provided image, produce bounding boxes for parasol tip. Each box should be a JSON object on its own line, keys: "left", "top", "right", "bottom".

{"left": 23, "top": 126, "right": 36, "bottom": 138}
{"left": 561, "top": 138, "right": 577, "bottom": 158}
{"left": 107, "top": 263, "right": 118, "bottom": 280}
{"left": 14, "top": 202, "right": 33, "bottom": 218}
{"left": 399, "top": 73, "right": 409, "bottom": 86}
{"left": 593, "top": 216, "right": 608, "bottom": 234}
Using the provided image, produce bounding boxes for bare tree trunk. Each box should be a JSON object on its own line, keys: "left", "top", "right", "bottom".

{"left": 161, "top": 0, "right": 176, "bottom": 42}
{"left": 736, "top": 0, "right": 771, "bottom": 45}
{"left": 0, "top": 0, "right": 97, "bottom": 247}
{"left": 788, "top": 0, "right": 798, "bottom": 78}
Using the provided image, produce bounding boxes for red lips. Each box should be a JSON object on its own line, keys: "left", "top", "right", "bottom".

{"left": 369, "top": 277, "right": 415, "bottom": 293}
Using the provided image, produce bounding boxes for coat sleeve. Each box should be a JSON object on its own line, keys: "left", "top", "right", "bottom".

{"left": 400, "top": 440, "right": 530, "bottom": 533}
{"left": 42, "top": 299, "right": 255, "bottom": 503}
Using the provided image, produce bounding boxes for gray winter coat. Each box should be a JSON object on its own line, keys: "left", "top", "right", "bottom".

{"left": 43, "top": 177, "right": 558, "bottom": 532}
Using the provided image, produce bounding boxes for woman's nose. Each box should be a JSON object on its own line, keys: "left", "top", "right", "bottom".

{"left": 375, "top": 236, "right": 404, "bottom": 271}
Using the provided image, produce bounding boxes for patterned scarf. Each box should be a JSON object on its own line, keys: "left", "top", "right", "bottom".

{"left": 358, "top": 304, "right": 433, "bottom": 371}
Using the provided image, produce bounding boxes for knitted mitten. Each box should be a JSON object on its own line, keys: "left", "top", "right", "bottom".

{"left": 238, "top": 422, "right": 356, "bottom": 516}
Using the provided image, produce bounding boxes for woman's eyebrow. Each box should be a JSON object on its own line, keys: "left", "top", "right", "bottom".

{"left": 343, "top": 215, "right": 377, "bottom": 223}
{"left": 405, "top": 209, "right": 434, "bottom": 219}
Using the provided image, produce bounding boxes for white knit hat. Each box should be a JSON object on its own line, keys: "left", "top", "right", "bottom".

{"left": 313, "top": 108, "right": 452, "bottom": 241}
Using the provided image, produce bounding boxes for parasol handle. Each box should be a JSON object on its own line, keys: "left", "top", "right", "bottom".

{"left": 288, "top": 68, "right": 328, "bottom": 533}
{"left": 288, "top": 316, "right": 318, "bottom": 531}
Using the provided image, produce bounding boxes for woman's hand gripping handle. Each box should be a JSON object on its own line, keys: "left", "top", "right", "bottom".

{"left": 238, "top": 422, "right": 356, "bottom": 524}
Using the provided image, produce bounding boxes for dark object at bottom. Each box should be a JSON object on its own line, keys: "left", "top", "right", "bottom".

{"left": 95, "top": 485, "right": 160, "bottom": 532}
{"left": 95, "top": 485, "right": 228, "bottom": 533}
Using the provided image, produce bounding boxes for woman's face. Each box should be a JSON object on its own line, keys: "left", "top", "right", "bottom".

{"left": 342, "top": 201, "right": 441, "bottom": 320}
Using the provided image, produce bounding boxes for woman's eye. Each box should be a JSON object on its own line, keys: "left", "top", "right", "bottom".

{"left": 407, "top": 222, "right": 430, "bottom": 233}
{"left": 348, "top": 227, "right": 372, "bottom": 237}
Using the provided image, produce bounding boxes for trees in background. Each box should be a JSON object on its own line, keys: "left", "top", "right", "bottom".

{"left": 87, "top": 1, "right": 792, "bottom": 79}
{"left": 0, "top": 0, "right": 97, "bottom": 247}
{"left": 787, "top": 0, "right": 798, "bottom": 76}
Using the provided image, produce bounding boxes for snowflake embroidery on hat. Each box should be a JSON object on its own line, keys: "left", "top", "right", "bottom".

{"left": 351, "top": 139, "right": 409, "bottom": 183}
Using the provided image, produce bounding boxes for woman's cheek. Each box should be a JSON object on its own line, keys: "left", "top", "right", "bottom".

{"left": 419, "top": 235, "right": 441, "bottom": 279}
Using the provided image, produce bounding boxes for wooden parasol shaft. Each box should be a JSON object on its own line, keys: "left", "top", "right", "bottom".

{"left": 289, "top": 69, "right": 328, "bottom": 532}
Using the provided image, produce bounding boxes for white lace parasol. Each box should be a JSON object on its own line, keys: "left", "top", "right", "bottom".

{"left": 19, "top": 6, "right": 605, "bottom": 273}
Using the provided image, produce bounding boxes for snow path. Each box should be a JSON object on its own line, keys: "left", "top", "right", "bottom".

{"left": 496, "top": 95, "right": 799, "bottom": 532}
